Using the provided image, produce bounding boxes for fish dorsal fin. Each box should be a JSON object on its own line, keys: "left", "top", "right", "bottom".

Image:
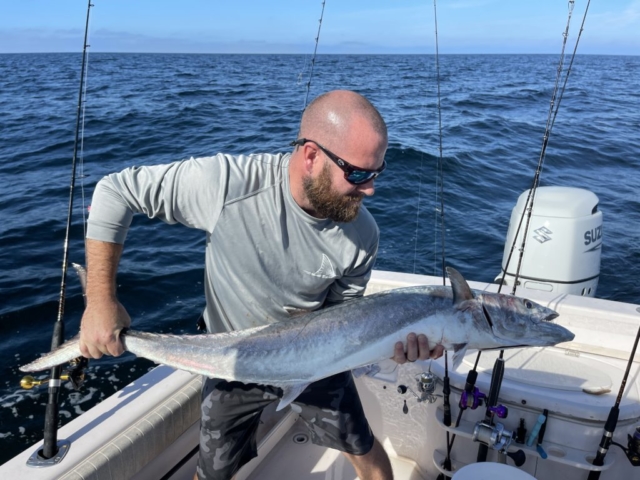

{"left": 276, "top": 382, "right": 311, "bottom": 411}
{"left": 446, "top": 267, "right": 474, "bottom": 307}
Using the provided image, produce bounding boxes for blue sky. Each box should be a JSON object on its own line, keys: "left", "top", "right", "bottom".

{"left": 1, "top": 1, "right": 638, "bottom": 54}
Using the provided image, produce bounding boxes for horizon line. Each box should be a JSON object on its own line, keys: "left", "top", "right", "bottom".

{"left": 1, "top": 51, "right": 638, "bottom": 56}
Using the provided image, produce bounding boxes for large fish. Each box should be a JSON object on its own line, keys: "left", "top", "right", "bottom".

{"left": 20, "top": 267, "right": 573, "bottom": 410}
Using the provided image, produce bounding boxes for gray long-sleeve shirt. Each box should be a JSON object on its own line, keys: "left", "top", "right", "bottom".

{"left": 86, "top": 153, "right": 379, "bottom": 333}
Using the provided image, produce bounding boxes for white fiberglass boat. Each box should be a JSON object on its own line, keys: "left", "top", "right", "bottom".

{"left": 2, "top": 265, "right": 639, "bottom": 479}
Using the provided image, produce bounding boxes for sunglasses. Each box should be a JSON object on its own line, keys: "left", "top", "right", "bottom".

{"left": 290, "top": 138, "right": 386, "bottom": 185}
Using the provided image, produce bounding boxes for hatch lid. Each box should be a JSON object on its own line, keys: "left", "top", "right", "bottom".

{"left": 431, "top": 347, "right": 640, "bottom": 422}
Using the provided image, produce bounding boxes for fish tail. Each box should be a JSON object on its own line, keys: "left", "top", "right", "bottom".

{"left": 19, "top": 336, "right": 83, "bottom": 373}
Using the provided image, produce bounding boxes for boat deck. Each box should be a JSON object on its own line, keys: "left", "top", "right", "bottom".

{"left": 3, "top": 271, "right": 639, "bottom": 480}
{"left": 163, "top": 415, "right": 425, "bottom": 480}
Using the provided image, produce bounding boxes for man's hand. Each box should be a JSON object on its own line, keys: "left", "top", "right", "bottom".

{"left": 79, "top": 299, "right": 131, "bottom": 359}
{"left": 392, "top": 333, "right": 444, "bottom": 364}
{"left": 80, "top": 239, "right": 129, "bottom": 359}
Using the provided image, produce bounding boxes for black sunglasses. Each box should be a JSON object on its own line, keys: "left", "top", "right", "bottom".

{"left": 290, "top": 138, "right": 386, "bottom": 185}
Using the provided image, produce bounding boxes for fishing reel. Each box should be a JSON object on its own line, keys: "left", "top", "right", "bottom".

{"left": 473, "top": 421, "right": 526, "bottom": 467}
{"left": 20, "top": 357, "right": 88, "bottom": 391}
{"left": 473, "top": 421, "right": 513, "bottom": 453}
{"left": 460, "top": 386, "right": 485, "bottom": 410}
{"left": 627, "top": 427, "right": 640, "bottom": 466}
{"left": 611, "top": 426, "right": 640, "bottom": 467}
{"left": 460, "top": 387, "right": 509, "bottom": 418}
{"left": 397, "top": 372, "right": 440, "bottom": 413}
{"left": 416, "top": 372, "right": 439, "bottom": 401}
{"left": 488, "top": 404, "right": 508, "bottom": 419}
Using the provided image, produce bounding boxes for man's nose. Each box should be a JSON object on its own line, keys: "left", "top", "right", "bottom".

{"left": 357, "top": 180, "right": 375, "bottom": 196}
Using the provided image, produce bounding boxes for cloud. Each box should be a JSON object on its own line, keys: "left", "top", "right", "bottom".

{"left": 1, "top": 6, "right": 637, "bottom": 58}
{"left": 590, "top": 0, "right": 640, "bottom": 28}
{"left": 0, "top": 28, "right": 300, "bottom": 54}
{"left": 0, "top": 28, "right": 85, "bottom": 53}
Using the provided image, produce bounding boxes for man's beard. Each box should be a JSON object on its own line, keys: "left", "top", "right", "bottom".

{"left": 303, "top": 163, "right": 364, "bottom": 223}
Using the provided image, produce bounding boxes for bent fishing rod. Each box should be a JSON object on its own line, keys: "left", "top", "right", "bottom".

{"left": 38, "top": 0, "right": 94, "bottom": 462}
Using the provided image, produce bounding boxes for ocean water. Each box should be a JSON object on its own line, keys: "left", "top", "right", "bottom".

{"left": 0, "top": 53, "right": 638, "bottom": 464}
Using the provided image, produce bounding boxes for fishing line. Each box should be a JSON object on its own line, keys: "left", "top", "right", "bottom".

{"left": 417, "top": 0, "right": 447, "bottom": 279}
{"left": 411, "top": 143, "right": 427, "bottom": 275}
{"left": 499, "top": 0, "right": 590, "bottom": 296}
{"left": 433, "top": 0, "right": 446, "bottom": 284}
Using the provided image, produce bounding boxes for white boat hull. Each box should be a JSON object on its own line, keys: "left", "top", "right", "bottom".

{"left": 2, "top": 270, "right": 638, "bottom": 480}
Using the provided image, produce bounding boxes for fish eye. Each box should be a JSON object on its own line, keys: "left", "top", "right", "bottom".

{"left": 525, "top": 300, "right": 533, "bottom": 309}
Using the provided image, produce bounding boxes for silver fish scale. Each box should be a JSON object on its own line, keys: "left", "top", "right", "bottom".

{"left": 20, "top": 278, "right": 573, "bottom": 394}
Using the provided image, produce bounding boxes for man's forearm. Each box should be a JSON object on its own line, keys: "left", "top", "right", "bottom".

{"left": 80, "top": 239, "right": 130, "bottom": 358}
{"left": 85, "top": 238, "right": 123, "bottom": 303}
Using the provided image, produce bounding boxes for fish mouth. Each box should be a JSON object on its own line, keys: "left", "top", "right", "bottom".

{"left": 485, "top": 345, "right": 528, "bottom": 351}
{"left": 544, "top": 312, "right": 559, "bottom": 322}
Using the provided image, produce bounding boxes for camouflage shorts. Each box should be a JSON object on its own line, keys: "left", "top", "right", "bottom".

{"left": 196, "top": 372, "right": 374, "bottom": 480}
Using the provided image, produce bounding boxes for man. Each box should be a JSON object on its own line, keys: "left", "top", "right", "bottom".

{"left": 79, "top": 90, "right": 443, "bottom": 480}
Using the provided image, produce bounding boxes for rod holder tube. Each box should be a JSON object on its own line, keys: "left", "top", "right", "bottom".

{"left": 477, "top": 357, "right": 505, "bottom": 462}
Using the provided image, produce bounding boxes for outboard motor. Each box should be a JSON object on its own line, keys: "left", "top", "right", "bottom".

{"left": 495, "top": 186, "right": 602, "bottom": 297}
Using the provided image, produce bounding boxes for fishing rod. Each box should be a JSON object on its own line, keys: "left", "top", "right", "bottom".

{"left": 475, "top": 352, "right": 505, "bottom": 461}
{"left": 425, "top": 1, "right": 509, "bottom": 476}
{"left": 37, "top": 0, "right": 94, "bottom": 463}
{"left": 587, "top": 319, "right": 640, "bottom": 479}
{"left": 474, "top": 1, "right": 589, "bottom": 465}
{"left": 302, "top": 0, "right": 326, "bottom": 110}
{"left": 434, "top": 0, "right": 591, "bottom": 467}
{"left": 428, "top": 2, "right": 454, "bottom": 479}
{"left": 499, "top": 0, "right": 590, "bottom": 297}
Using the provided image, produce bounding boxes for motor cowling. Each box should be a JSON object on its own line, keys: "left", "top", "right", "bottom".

{"left": 496, "top": 186, "right": 602, "bottom": 297}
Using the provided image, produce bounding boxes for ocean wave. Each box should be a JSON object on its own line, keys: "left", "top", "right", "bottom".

{"left": 0, "top": 52, "right": 638, "bottom": 463}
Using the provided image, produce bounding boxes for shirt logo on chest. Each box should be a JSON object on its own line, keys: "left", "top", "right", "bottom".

{"left": 304, "top": 253, "right": 336, "bottom": 279}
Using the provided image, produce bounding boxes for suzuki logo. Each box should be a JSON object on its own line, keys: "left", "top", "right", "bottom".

{"left": 533, "top": 226, "right": 553, "bottom": 244}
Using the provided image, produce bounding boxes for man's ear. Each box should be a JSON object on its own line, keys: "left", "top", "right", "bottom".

{"left": 302, "top": 143, "right": 319, "bottom": 174}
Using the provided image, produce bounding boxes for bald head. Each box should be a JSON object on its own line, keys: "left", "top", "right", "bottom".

{"left": 289, "top": 91, "right": 386, "bottom": 217}
{"left": 299, "top": 90, "right": 387, "bottom": 147}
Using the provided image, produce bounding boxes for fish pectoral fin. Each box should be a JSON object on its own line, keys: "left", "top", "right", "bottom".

{"left": 277, "top": 382, "right": 311, "bottom": 411}
{"left": 354, "top": 359, "right": 399, "bottom": 383}
{"left": 451, "top": 343, "right": 468, "bottom": 369}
